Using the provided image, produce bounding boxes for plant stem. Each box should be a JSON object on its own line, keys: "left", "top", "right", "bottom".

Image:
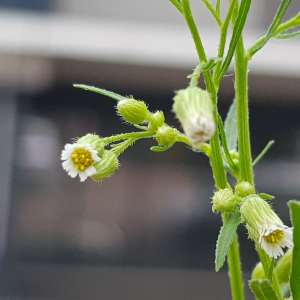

{"left": 234, "top": 38, "right": 254, "bottom": 185}
{"left": 227, "top": 234, "right": 245, "bottom": 300}
{"left": 101, "top": 131, "right": 155, "bottom": 144}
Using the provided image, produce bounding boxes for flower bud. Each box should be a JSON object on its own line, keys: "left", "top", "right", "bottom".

{"left": 251, "top": 262, "right": 266, "bottom": 280}
{"left": 240, "top": 195, "right": 293, "bottom": 259}
{"left": 117, "top": 98, "right": 148, "bottom": 124}
{"left": 156, "top": 125, "right": 178, "bottom": 146}
{"left": 148, "top": 111, "right": 165, "bottom": 131}
{"left": 173, "top": 87, "right": 215, "bottom": 149}
{"left": 77, "top": 133, "right": 105, "bottom": 157}
{"left": 212, "top": 188, "right": 238, "bottom": 213}
{"left": 230, "top": 150, "right": 239, "bottom": 166}
{"left": 91, "top": 150, "right": 119, "bottom": 181}
{"left": 276, "top": 248, "right": 292, "bottom": 284}
{"left": 235, "top": 181, "right": 255, "bottom": 198}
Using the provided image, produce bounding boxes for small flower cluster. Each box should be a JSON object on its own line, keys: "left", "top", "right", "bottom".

{"left": 212, "top": 183, "right": 293, "bottom": 259}
{"left": 61, "top": 88, "right": 217, "bottom": 183}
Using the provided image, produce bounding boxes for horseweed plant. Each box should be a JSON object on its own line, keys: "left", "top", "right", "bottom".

{"left": 61, "top": 1, "right": 300, "bottom": 299}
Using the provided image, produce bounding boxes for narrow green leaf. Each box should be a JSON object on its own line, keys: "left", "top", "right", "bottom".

{"left": 224, "top": 100, "right": 238, "bottom": 151}
{"left": 275, "top": 30, "right": 300, "bottom": 40}
{"left": 218, "top": 115, "right": 238, "bottom": 175}
{"left": 258, "top": 193, "right": 275, "bottom": 200}
{"left": 247, "top": 0, "right": 292, "bottom": 58}
{"left": 218, "top": 0, "right": 252, "bottom": 81}
{"left": 288, "top": 200, "right": 300, "bottom": 299}
{"left": 215, "top": 212, "right": 241, "bottom": 271}
{"left": 74, "top": 84, "right": 126, "bottom": 101}
{"left": 252, "top": 141, "right": 275, "bottom": 167}
{"left": 249, "top": 279, "right": 280, "bottom": 300}
{"left": 150, "top": 146, "right": 172, "bottom": 152}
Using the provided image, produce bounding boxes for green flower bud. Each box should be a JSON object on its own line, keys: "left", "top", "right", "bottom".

{"left": 77, "top": 133, "right": 105, "bottom": 157}
{"left": 230, "top": 150, "right": 239, "bottom": 166}
{"left": 156, "top": 125, "right": 178, "bottom": 146}
{"left": 91, "top": 150, "right": 119, "bottom": 181}
{"left": 240, "top": 195, "right": 293, "bottom": 259}
{"left": 251, "top": 262, "right": 266, "bottom": 280}
{"left": 276, "top": 248, "right": 292, "bottom": 284}
{"left": 212, "top": 188, "right": 238, "bottom": 213}
{"left": 173, "top": 87, "right": 215, "bottom": 149}
{"left": 148, "top": 111, "right": 165, "bottom": 131}
{"left": 235, "top": 181, "right": 255, "bottom": 197}
{"left": 117, "top": 98, "right": 148, "bottom": 124}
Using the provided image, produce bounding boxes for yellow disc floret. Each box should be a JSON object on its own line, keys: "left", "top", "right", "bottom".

{"left": 263, "top": 230, "right": 285, "bottom": 247}
{"left": 71, "top": 148, "right": 94, "bottom": 171}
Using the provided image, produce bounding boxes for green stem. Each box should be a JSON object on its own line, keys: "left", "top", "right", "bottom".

{"left": 227, "top": 234, "right": 245, "bottom": 300}
{"left": 113, "top": 138, "right": 138, "bottom": 156}
{"left": 213, "top": 0, "right": 236, "bottom": 86}
{"left": 274, "top": 12, "right": 300, "bottom": 36}
{"left": 101, "top": 131, "right": 156, "bottom": 144}
{"left": 201, "top": 0, "right": 223, "bottom": 27}
{"left": 182, "top": 0, "right": 207, "bottom": 63}
{"left": 234, "top": 38, "right": 254, "bottom": 185}
{"left": 257, "top": 248, "right": 283, "bottom": 300}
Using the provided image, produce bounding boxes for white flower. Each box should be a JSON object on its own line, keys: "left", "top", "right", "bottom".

{"left": 183, "top": 114, "right": 215, "bottom": 149}
{"left": 61, "top": 143, "right": 101, "bottom": 182}
{"left": 240, "top": 195, "right": 293, "bottom": 259}
{"left": 259, "top": 225, "right": 293, "bottom": 259}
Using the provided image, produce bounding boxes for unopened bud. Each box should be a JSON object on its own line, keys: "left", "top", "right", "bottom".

{"left": 251, "top": 262, "right": 266, "bottom": 280}
{"left": 91, "top": 150, "right": 119, "bottom": 181}
{"left": 173, "top": 87, "right": 215, "bottom": 149}
{"left": 276, "top": 248, "right": 292, "bottom": 284}
{"left": 156, "top": 126, "right": 178, "bottom": 146}
{"left": 148, "top": 111, "right": 165, "bottom": 131}
{"left": 230, "top": 150, "right": 239, "bottom": 166}
{"left": 212, "top": 188, "right": 238, "bottom": 213}
{"left": 235, "top": 181, "right": 255, "bottom": 198}
{"left": 117, "top": 98, "right": 148, "bottom": 124}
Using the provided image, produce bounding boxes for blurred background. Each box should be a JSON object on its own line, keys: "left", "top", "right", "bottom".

{"left": 0, "top": 0, "right": 300, "bottom": 299}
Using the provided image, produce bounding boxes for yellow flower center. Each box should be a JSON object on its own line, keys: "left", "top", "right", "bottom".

{"left": 71, "top": 147, "right": 94, "bottom": 171}
{"left": 263, "top": 230, "right": 285, "bottom": 247}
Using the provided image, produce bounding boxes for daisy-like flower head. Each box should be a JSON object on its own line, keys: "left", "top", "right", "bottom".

{"left": 173, "top": 87, "right": 215, "bottom": 149}
{"left": 61, "top": 135, "right": 102, "bottom": 182}
{"left": 240, "top": 195, "right": 293, "bottom": 259}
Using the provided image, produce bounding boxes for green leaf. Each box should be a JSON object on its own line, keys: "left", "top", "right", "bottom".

{"left": 249, "top": 279, "right": 280, "bottom": 300}
{"left": 215, "top": 212, "right": 241, "bottom": 271}
{"left": 275, "top": 30, "right": 300, "bottom": 40}
{"left": 252, "top": 141, "right": 275, "bottom": 167}
{"left": 288, "top": 200, "right": 300, "bottom": 300}
{"left": 150, "top": 146, "right": 172, "bottom": 152}
{"left": 218, "top": 115, "right": 238, "bottom": 175}
{"left": 218, "top": 0, "right": 252, "bottom": 81}
{"left": 247, "top": 0, "right": 292, "bottom": 58}
{"left": 224, "top": 100, "right": 238, "bottom": 151}
{"left": 258, "top": 193, "right": 275, "bottom": 200}
{"left": 74, "top": 84, "right": 126, "bottom": 102}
